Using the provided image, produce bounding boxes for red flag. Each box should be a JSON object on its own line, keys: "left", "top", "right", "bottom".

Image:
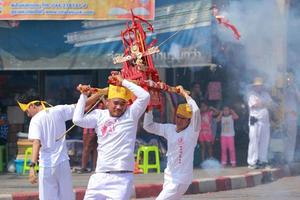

{"left": 215, "top": 16, "right": 241, "bottom": 40}
{"left": 210, "top": 5, "right": 241, "bottom": 40}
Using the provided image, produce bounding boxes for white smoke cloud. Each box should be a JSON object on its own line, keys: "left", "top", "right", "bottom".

{"left": 215, "top": 0, "right": 289, "bottom": 88}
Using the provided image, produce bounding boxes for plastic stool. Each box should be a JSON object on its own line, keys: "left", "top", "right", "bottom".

{"left": 0, "top": 145, "right": 6, "bottom": 172}
{"left": 23, "top": 147, "right": 38, "bottom": 174}
{"left": 136, "top": 145, "right": 160, "bottom": 174}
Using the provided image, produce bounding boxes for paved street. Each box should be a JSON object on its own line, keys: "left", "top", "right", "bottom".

{"left": 0, "top": 164, "right": 300, "bottom": 199}
{"left": 0, "top": 167, "right": 252, "bottom": 193}
{"left": 138, "top": 175, "right": 300, "bottom": 200}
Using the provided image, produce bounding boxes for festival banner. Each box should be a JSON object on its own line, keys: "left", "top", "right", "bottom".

{"left": 0, "top": 0, "right": 155, "bottom": 20}
{"left": 0, "top": 0, "right": 212, "bottom": 71}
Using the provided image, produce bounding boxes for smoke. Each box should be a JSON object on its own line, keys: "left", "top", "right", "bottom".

{"left": 287, "top": 2, "right": 300, "bottom": 83}
{"left": 201, "top": 158, "right": 223, "bottom": 176}
{"left": 212, "top": 0, "right": 300, "bottom": 164}
{"left": 214, "top": 0, "right": 292, "bottom": 89}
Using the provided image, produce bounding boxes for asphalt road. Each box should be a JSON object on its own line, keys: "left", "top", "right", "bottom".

{"left": 138, "top": 175, "right": 300, "bottom": 200}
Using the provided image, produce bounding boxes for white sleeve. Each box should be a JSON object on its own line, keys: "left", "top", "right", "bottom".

{"left": 28, "top": 120, "right": 41, "bottom": 140}
{"left": 123, "top": 80, "right": 150, "bottom": 119}
{"left": 143, "top": 111, "right": 167, "bottom": 139}
{"left": 248, "top": 94, "right": 257, "bottom": 108}
{"left": 72, "top": 94, "right": 98, "bottom": 128}
{"left": 58, "top": 104, "right": 75, "bottom": 121}
{"left": 187, "top": 97, "right": 201, "bottom": 133}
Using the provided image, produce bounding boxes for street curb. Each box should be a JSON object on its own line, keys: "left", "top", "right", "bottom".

{"left": 74, "top": 188, "right": 86, "bottom": 200}
{"left": 0, "top": 194, "right": 12, "bottom": 200}
{"left": 131, "top": 163, "right": 300, "bottom": 199}
{"left": 11, "top": 192, "right": 39, "bottom": 200}
{"left": 1, "top": 163, "right": 300, "bottom": 200}
{"left": 134, "top": 183, "right": 162, "bottom": 198}
{"left": 198, "top": 178, "right": 217, "bottom": 193}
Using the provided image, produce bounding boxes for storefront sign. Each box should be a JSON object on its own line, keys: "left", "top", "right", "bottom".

{"left": 0, "top": 0, "right": 154, "bottom": 20}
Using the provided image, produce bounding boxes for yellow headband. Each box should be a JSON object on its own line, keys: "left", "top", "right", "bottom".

{"left": 17, "top": 100, "right": 46, "bottom": 112}
{"left": 107, "top": 84, "right": 133, "bottom": 101}
{"left": 176, "top": 103, "right": 192, "bottom": 119}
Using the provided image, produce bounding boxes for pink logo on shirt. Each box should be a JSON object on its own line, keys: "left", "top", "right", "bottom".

{"left": 100, "top": 119, "right": 116, "bottom": 137}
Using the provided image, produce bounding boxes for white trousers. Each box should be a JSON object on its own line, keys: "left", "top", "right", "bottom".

{"left": 285, "top": 119, "right": 297, "bottom": 162}
{"left": 39, "top": 160, "right": 74, "bottom": 200}
{"left": 248, "top": 121, "right": 270, "bottom": 165}
{"left": 84, "top": 172, "right": 133, "bottom": 200}
{"left": 156, "top": 181, "right": 190, "bottom": 200}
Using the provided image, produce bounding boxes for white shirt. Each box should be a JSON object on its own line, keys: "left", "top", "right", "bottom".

{"left": 28, "top": 105, "right": 75, "bottom": 167}
{"left": 248, "top": 90, "right": 272, "bottom": 123}
{"left": 143, "top": 98, "right": 200, "bottom": 184}
{"left": 221, "top": 115, "right": 235, "bottom": 137}
{"left": 73, "top": 80, "right": 150, "bottom": 172}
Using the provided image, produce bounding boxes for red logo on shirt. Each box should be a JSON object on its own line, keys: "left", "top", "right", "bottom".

{"left": 100, "top": 119, "right": 116, "bottom": 137}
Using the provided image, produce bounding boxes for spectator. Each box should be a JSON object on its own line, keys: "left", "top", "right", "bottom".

{"left": 0, "top": 103, "right": 8, "bottom": 145}
{"left": 77, "top": 97, "right": 107, "bottom": 173}
{"left": 283, "top": 72, "right": 300, "bottom": 163}
{"left": 217, "top": 105, "right": 239, "bottom": 167}
{"left": 247, "top": 77, "right": 273, "bottom": 169}
{"left": 190, "top": 82, "right": 204, "bottom": 106}
{"left": 198, "top": 101, "right": 219, "bottom": 162}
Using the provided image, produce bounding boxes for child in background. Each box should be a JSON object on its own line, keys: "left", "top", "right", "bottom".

{"left": 199, "top": 102, "right": 219, "bottom": 161}
{"left": 217, "top": 105, "right": 239, "bottom": 167}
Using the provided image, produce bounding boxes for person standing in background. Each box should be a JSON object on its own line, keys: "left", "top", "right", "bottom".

{"left": 198, "top": 101, "right": 219, "bottom": 162}
{"left": 190, "top": 82, "right": 205, "bottom": 106}
{"left": 247, "top": 77, "right": 273, "bottom": 169}
{"left": 283, "top": 72, "right": 300, "bottom": 163}
{"left": 0, "top": 103, "right": 8, "bottom": 145}
{"left": 78, "top": 98, "right": 107, "bottom": 173}
{"left": 217, "top": 105, "right": 239, "bottom": 167}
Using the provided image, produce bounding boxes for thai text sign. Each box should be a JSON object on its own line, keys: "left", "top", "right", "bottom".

{"left": 0, "top": 0, "right": 155, "bottom": 20}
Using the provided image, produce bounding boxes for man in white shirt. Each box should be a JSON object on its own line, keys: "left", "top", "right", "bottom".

{"left": 247, "top": 77, "right": 273, "bottom": 169}
{"left": 143, "top": 86, "right": 200, "bottom": 200}
{"left": 73, "top": 73, "right": 150, "bottom": 200}
{"left": 17, "top": 90, "right": 76, "bottom": 200}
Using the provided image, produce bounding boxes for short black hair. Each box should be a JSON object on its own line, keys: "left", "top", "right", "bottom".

{"left": 16, "top": 89, "right": 42, "bottom": 106}
{"left": 222, "top": 102, "right": 231, "bottom": 108}
{"left": 191, "top": 81, "right": 201, "bottom": 88}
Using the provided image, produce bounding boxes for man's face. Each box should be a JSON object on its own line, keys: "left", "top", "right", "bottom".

{"left": 175, "top": 114, "right": 191, "bottom": 132}
{"left": 25, "top": 104, "right": 37, "bottom": 118}
{"left": 192, "top": 84, "right": 201, "bottom": 95}
{"left": 106, "top": 98, "right": 128, "bottom": 117}
{"left": 223, "top": 106, "right": 230, "bottom": 116}
{"left": 253, "top": 85, "right": 263, "bottom": 93}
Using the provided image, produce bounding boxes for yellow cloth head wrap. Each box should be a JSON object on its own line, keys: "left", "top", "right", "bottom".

{"left": 17, "top": 100, "right": 46, "bottom": 112}
{"left": 107, "top": 84, "right": 133, "bottom": 101}
{"left": 176, "top": 103, "right": 192, "bottom": 119}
